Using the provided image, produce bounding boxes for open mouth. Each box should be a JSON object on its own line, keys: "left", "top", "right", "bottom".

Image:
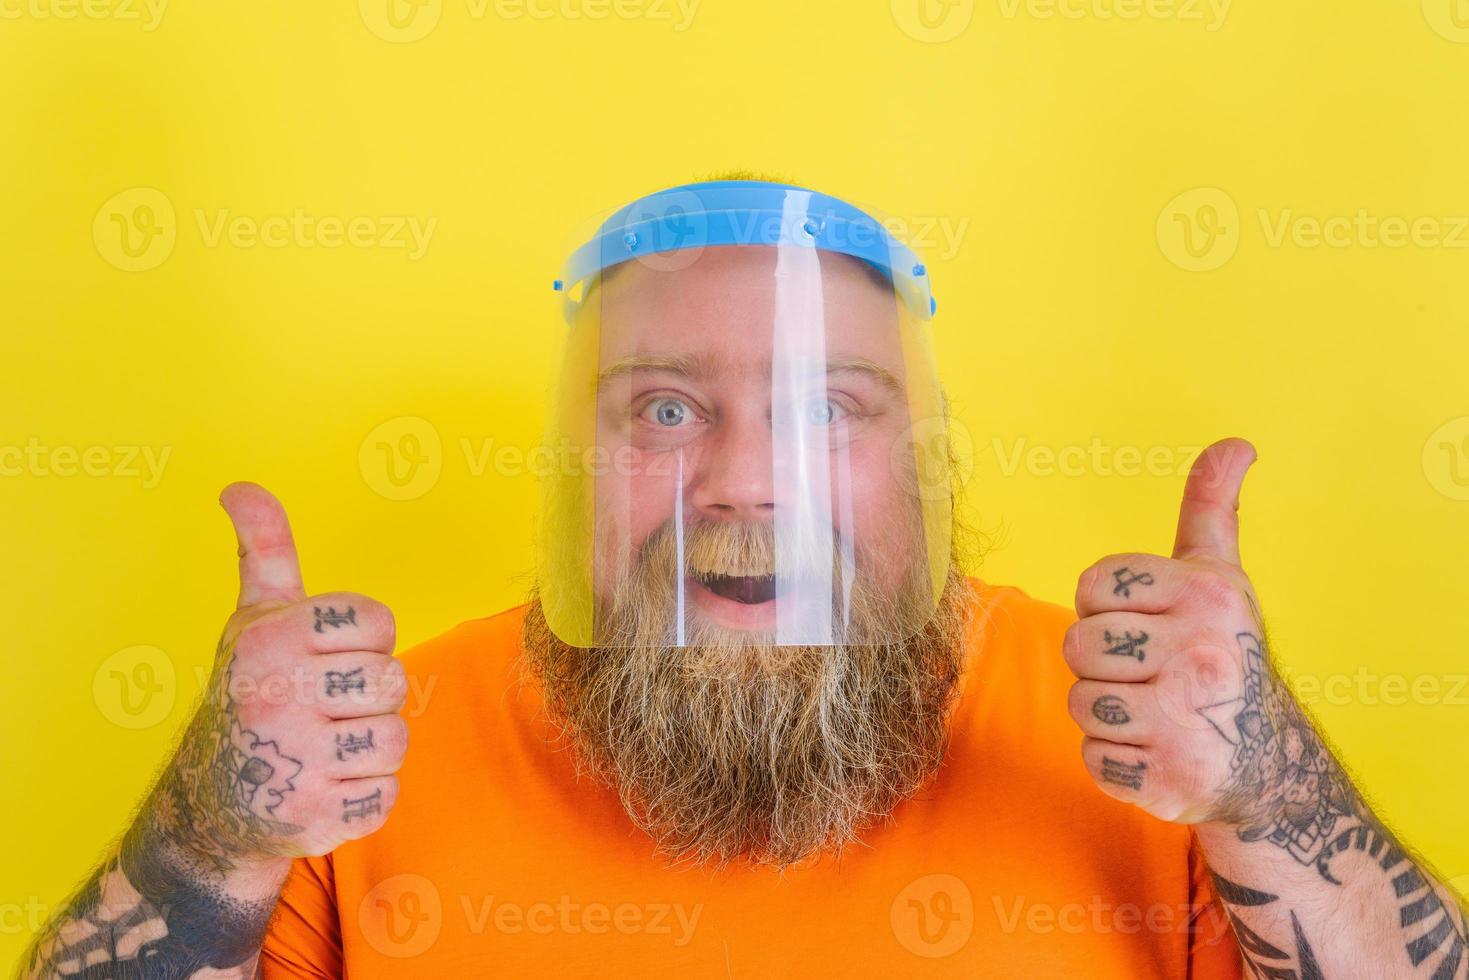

{"left": 693, "top": 572, "right": 776, "bottom": 605}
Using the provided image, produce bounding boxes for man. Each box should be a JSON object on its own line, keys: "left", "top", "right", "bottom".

{"left": 22, "top": 177, "right": 1466, "bottom": 978}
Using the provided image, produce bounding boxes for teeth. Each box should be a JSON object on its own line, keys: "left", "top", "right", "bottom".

{"left": 692, "top": 567, "right": 774, "bottom": 582}
{"left": 695, "top": 572, "right": 777, "bottom": 604}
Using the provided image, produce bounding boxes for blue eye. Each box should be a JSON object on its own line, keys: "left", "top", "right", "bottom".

{"left": 805, "top": 399, "right": 846, "bottom": 425}
{"left": 643, "top": 397, "right": 695, "bottom": 427}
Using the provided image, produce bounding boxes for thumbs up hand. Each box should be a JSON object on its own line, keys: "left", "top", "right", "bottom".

{"left": 1064, "top": 438, "right": 1272, "bottom": 825}
{"left": 158, "top": 484, "right": 406, "bottom": 872}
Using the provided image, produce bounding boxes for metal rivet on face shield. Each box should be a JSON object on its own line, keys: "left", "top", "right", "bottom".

{"left": 622, "top": 232, "right": 638, "bottom": 250}
{"left": 801, "top": 219, "right": 819, "bottom": 238}
{"left": 912, "top": 263, "right": 926, "bottom": 277}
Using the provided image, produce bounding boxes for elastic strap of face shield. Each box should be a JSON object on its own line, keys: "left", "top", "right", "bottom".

{"left": 552, "top": 179, "right": 937, "bottom": 326}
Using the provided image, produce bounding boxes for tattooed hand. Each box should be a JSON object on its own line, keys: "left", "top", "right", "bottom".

{"left": 22, "top": 484, "right": 407, "bottom": 978}
{"left": 181, "top": 481, "right": 407, "bottom": 866}
{"left": 1063, "top": 440, "right": 1469, "bottom": 978}
{"left": 1063, "top": 437, "right": 1307, "bottom": 828}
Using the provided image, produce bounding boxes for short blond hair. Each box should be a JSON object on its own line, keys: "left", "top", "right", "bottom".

{"left": 700, "top": 168, "right": 799, "bottom": 185}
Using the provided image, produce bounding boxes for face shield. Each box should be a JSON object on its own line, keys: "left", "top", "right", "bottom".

{"left": 541, "top": 180, "right": 951, "bottom": 648}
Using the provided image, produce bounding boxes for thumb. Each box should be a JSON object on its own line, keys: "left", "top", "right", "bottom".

{"left": 1172, "top": 438, "right": 1257, "bottom": 566}
{"left": 219, "top": 482, "right": 306, "bottom": 610}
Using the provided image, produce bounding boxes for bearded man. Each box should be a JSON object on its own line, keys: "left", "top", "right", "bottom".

{"left": 23, "top": 178, "right": 1466, "bottom": 979}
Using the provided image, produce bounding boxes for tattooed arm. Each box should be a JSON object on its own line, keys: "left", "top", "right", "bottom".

{"left": 21, "top": 484, "right": 406, "bottom": 979}
{"left": 1065, "top": 439, "right": 1466, "bottom": 978}
{"left": 1193, "top": 632, "right": 1466, "bottom": 980}
{"left": 20, "top": 749, "right": 295, "bottom": 979}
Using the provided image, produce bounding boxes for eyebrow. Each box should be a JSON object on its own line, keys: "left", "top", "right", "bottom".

{"left": 827, "top": 356, "right": 906, "bottom": 396}
{"left": 596, "top": 353, "right": 905, "bottom": 396}
{"left": 597, "top": 352, "right": 715, "bottom": 388}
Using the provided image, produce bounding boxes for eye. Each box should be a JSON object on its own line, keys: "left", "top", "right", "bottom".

{"left": 804, "top": 398, "right": 848, "bottom": 426}
{"left": 640, "top": 397, "right": 699, "bottom": 427}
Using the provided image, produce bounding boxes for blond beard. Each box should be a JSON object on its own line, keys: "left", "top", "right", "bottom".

{"left": 520, "top": 519, "right": 973, "bottom": 872}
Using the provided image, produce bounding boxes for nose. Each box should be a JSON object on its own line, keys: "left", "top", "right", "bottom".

{"left": 687, "top": 412, "right": 775, "bottom": 522}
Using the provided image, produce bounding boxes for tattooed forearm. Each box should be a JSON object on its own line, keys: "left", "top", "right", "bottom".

{"left": 22, "top": 845, "right": 276, "bottom": 979}
{"left": 1211, "top": 872, "right": 1325, "bottom": 980}
{"left": 21, "top": 636, "right": 298, "bottom": 978}
{"left": 1198, "top": 628, "right": 1469, "bottom": 977}
{"left": 1202, "top": 632, "right": 1358, "bottom": 867}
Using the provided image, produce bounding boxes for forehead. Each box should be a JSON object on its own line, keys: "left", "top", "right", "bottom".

{"left": 590, "top": 245, "right": 907, "bottom": 372}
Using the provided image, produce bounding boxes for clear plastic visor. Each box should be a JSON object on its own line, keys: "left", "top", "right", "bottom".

{"left": 540, "top": 238, "right": 951, "bottom": 648}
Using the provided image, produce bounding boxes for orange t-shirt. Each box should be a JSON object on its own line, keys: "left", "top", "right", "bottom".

{"left": 261, "top": 581, "right": 1243, "bottom": 978}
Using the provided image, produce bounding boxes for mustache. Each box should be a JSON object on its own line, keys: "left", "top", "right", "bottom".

{"left": 640, "top": 517, "right": 849, "bottom": 582}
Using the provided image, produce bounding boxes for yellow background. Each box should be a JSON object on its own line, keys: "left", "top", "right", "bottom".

{"left": 3, "top": 0, "right": 1468, "bottom": 968}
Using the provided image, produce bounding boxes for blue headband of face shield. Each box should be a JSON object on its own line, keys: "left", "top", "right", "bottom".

{"left": 552, "top": 179, "right": 937, "bottom": 324}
